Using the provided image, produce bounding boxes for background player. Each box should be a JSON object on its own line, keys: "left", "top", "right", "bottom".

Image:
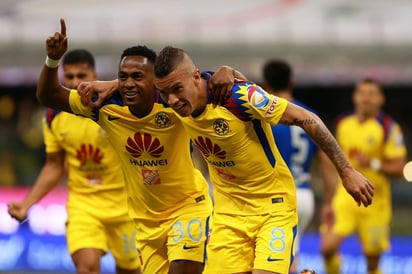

{"left": 262, "top": 59, "right": 337, "bottom": 273}
{"left": 320, "top": 78, "right": 407, "bottom": 274}
{"left": 8, "top": 49, "right": 141, "bottom": 274}
{"left": 153, "top": 46, "right": 374, "bottom": 274}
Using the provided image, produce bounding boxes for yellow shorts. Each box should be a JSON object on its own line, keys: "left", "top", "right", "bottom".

{"left": 135, "top": 208, "right": 211, "bottom": 274}
{"left": 203, "top": 209, "right": 298, "bottom": 274}
{"left": 66, "top": 210, "right": 140, "bottom": 270}
{"left": 329, "top": 191, "right": 391, "bottom": 255}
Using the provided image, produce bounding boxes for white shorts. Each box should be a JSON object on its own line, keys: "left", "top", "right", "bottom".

{"left": 295, "top": 187, "right": 315, "bottom": 253}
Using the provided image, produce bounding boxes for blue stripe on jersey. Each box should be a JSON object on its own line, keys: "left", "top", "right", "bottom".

{"left": 377, "top": 112, "right": 394, "bottom": 142}
{"left": 45, "top": 108, "right": 62, "bottom": 128}
{"left": 252, "top": 119, "right": 276, "bottom": 167}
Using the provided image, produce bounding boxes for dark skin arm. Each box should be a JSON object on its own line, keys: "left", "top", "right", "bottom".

{"left": 78, "top": 66, "right": 247, "bottom": 108}
{"left": 36, "top": 18, "right": 72, "bottom": 112}
{"left": 280, "top": 102, "right": 375, "bottom": 207}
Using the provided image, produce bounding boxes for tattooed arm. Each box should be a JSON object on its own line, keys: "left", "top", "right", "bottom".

{"left": 279, "top": 102, "right": 374, "bottom": 207}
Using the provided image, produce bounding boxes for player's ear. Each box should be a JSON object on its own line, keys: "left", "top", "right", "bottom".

{"left": 193, "top": 68, "right": 201, "bottom": 86}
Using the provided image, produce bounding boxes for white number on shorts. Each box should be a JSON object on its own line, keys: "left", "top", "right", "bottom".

{"left": 269, "top": 227, "right": 286, "bottom": 252}
{"left": 171, "top": 218, "right": 203, "bottom": 243}
{"left": 122, "top": 231, "right": 137, "bottom": 254}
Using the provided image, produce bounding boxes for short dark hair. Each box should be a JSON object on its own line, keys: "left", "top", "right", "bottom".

{"left": 154, "top": 46, "right": 185, "bottom": 78}
{"left": 359, "top": 77, "right": 380, "bottom": 85}
{"left": 357, "top": 77, "right": 383, "bottom": 93}
{"left": 262, "top": 60, "right": 292, "bottom": 90}
{"left": 62, "top": 49, "right": 95, "bottom": 68}
{"left": 120, "top": 45, "right": 157, "bottom": 64}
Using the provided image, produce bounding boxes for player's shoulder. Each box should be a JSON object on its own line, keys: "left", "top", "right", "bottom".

{"left": 100, "top": 92, "right": 124, "bottom": 108}
{"left": 45, "top": 108, "right": 63, "bottom": 128}
{"left": 376, "top": 112, "right": 399, "bottom": 141}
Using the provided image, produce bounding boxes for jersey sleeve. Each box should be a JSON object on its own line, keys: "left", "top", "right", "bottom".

{"left": 42, "top": 117, "right": 62, "bottom": 154}
{"left": 69, "top": 90, "right": 99, "bottom": 121}
{"left": 226, "top": 82, "right": 288, "bottom": 124}
{"left": 383, "top": 123, "right": 407, "bottom": 158}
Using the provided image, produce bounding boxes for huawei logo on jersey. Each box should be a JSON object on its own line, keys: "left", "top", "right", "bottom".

{"left": 194, "top": 136, "right": 226, "bottom": 159}
{"left": 194, "top": 136, "right": 236, "bottom": 177}
{"left": 76, "top": 144, "right": 104, "bottom": 165}
{"left": 126, "top": 133, "right": 164, "bottom": 158}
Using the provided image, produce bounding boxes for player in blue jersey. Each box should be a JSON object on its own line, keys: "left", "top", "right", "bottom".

{"left": 262, "top": 60, "right": 336, "bottom": 273}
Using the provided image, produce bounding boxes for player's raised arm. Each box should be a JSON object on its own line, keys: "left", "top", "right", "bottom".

{"left": 279, "top": 102, "right": 375, "bottom": 207}
{"left": 36, "top": 18, "right": 72, "bottom": 113}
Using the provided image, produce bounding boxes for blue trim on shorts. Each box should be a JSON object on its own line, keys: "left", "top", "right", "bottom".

{"left": 289, "top": 225, "right": 298, "bottom": 272}
{"left": 203, "top": 215, "right": 210, "bottom": 264}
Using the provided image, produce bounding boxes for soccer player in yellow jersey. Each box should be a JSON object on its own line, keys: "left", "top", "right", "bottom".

{"left": 153, "top": 46, "right": 375, "bottom": 274}
{"left": 320, "top": 79, "right": 407, "bottom": 274}
{"left": 8, "top": 49, "right": 141, "bottom": 274}
{"left": 35, "top": 19, "right": 237, "bottom": 274}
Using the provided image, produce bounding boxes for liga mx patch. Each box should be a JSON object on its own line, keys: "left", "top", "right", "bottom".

{"left": 247, "top": 85, "right": 270, "bottom": 108}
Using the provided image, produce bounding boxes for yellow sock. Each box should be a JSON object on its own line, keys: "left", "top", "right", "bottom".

{"left": 324, "top": 254, "right": 340, "bottom": 274}
{"left": 368, "top": 269, "right": 382, "bottom": 274}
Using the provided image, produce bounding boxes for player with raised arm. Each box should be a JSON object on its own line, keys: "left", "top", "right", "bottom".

{"left": 8, "top": 48, "right": 141, "bottom": 274}
{"left": 153, "top": 46, "right": 374, "bottom": 274}
{"left": 35, "top": 19, "right": 239, "bottom": 274}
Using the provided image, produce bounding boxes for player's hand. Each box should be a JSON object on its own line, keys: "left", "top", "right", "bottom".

{"left": 209, "top": 66, "right": 235, "bottom": 107}
{"left": 46, "top": 18, "right": 68, "bottom": 60}
{"left": 341, "top": 167, "right": 374, "bottom": 207}
{"left": 7, "top": 201, "right": 29, "bottom": 222}
{"left": 77, "top": 80, "right": 118, "bottom": 108}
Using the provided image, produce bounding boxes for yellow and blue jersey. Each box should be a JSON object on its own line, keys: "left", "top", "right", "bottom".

{"left": 334, "top": 112, "right": 406, "bottom": 198}
{"left": 178, "top": 72, "right": 296, "bottom": 215}
{"left": 271, "top": 100, "right": 319, "bottom": 189}
{"left": 69, "top": 90, "right": 212, "bottom": 221}
{"left": 43, "top": 110, "right": 129, "bottom": 221}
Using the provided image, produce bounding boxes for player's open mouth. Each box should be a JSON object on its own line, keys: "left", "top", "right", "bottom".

{"left": 124, "top": 91, "right": 139, "bottom": 98}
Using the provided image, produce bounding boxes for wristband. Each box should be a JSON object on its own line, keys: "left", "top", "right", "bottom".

{"left": 370, "top": 158, "right": 381, "bottom": 171}
{"left": 45, "top": 56, "right": 60, "bottom": 68}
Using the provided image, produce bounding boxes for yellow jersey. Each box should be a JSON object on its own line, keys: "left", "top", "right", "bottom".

{"left": 179, "top": 73, "right": 296, "bottom": 215}
{"left": 335, "top": 112, "right": 406, "bottom": 198}
{"left": 43, "top": 109, "right": 129, "bottom": 221}
{"left": 69, "top": 90, "right": 212, "bottom": 220}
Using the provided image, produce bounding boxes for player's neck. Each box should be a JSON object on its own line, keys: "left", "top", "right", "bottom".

{"left": 129, "top": 102, "right": 154, "bottom": 118}
{"left": 356, "top": 109, "right": 380, "bottom": 122}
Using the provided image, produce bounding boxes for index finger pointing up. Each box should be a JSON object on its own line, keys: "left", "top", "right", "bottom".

{"left": 60, "top": 18, "right": 66, "bottom": 35}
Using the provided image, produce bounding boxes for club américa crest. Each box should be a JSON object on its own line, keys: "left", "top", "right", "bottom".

{"left": 213, "top": 119, "right": 230, "bottom": 135}
{"left": 155, "top": 112, "right": 172, "bottom": 128}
